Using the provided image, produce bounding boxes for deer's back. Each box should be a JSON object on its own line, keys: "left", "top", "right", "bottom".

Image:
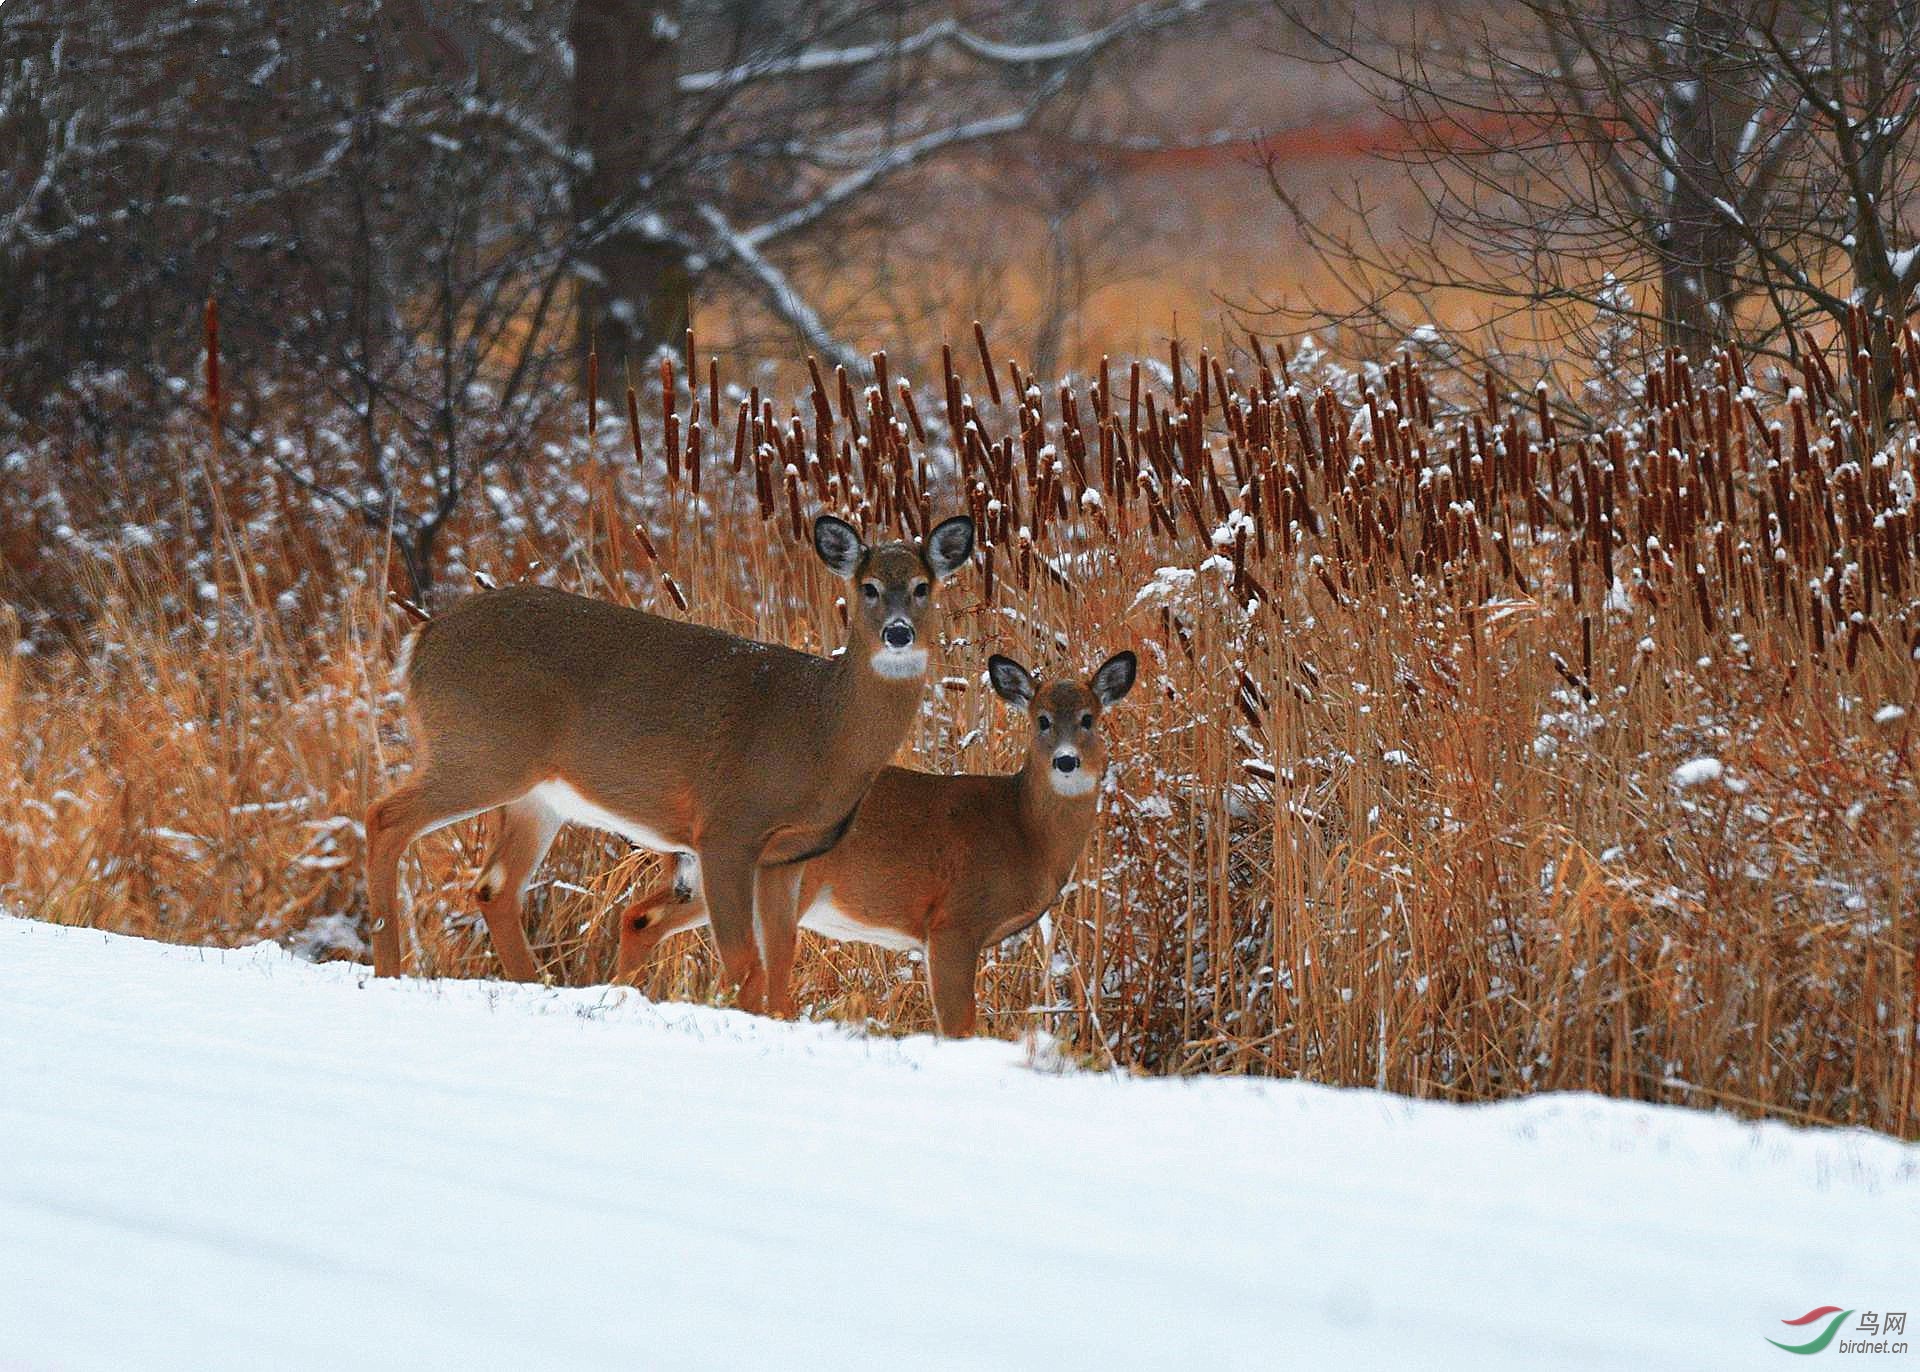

{"left": 403, "top": 585, "right": 840, "bottom": 824}
{"left": 801, "top": 767, "right": 1056, "bottom": 940}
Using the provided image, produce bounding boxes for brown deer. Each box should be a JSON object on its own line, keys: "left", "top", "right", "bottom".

{"left": 615, "top": 649, "right": 1137, "bottom": 1035}
{"left": 364, "top": 513, "right": 975, "bottom": 1007}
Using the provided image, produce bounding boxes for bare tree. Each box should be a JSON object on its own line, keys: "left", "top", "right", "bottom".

{"left": 1, "top": 0, "right": 1243, "bottom": 594}
{"left": 0, "top": 1, "right": 588, "bottom": 595}
{"left": 644, "top": 0, "right": 1242, "bottom": 373}
{"left": 1272, "top": 1, "right": 1920, "bottom": 392}
{"left": 571, "top": 0, "right": 689, "bottom": 371}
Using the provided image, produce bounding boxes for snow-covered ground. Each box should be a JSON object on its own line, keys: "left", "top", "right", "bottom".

{"left": 2, "top": 915, "right": 1915, "bottom": 1371}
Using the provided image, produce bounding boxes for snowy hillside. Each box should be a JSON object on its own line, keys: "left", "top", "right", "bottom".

{"left": 2, "top": 915, "right": 1915, "bottom": 1371}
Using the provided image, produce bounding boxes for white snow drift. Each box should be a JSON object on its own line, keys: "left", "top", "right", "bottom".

{"left": 1, "top": 915, "right": 1915, "bottom": 1371}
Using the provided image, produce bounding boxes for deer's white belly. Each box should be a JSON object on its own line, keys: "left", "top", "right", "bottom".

{"left": 527, "top": 780, "right": 688, "bottom": 856}
{"left": 799, "top": 891, "right": 924, "bottom": 952}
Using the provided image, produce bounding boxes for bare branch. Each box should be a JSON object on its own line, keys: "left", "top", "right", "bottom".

{"left": 695, "top": 202, "right": 864, "bottom": 376}
{"left": 679, "top": 0, "right": 1231, "bottom": 94}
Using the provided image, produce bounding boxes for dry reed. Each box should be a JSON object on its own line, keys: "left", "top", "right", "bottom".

{"left": 2, "top": 313, "right": 1915, "bottom": 1136}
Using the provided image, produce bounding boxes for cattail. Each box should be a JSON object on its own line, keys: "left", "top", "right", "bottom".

{"left": 1802, "top": 329, "right": 1838, "bottom": 410}
{"left": 1692, "top": 562, "right": 1716, "bottom": 632}
{"left": 807, "top": 355, "right": 831, "bottom": 424}
{"left": 1177, "top": 475, "right": 1210, "bottom": 547}
{"left": 941, "top": 344, "right": 963, "bottom": 439}
{"left": 973, "top": 321, "right": 1002, "bottom": 405}
{"left": 388, "top": 589, "right": 430, "bottom": 625}
{"left": 1234, "top": 667, "right": 1264, "bottom": 730}
{"left": 631, "top": 522, "right": 688, "bottom": 612}
{"left": 837, "top": 366, "right": 863, "bottom": 441}
{"left": 897, "top": 380, "right": 926, "bottom": 445}
{"left": 786, "top": 464, "right": 805, "bottom": 543}
{"left": 764, "top": 400, "right": 783, "bottom": 471}
{"left": 753, "top": 443, "right": 775, "bottom": 520}
{"left": 625, "top": 383, "right": 645, "bottom": 467}
{"left": 1288, "top": 388, "right": 1318, "bottom": 472}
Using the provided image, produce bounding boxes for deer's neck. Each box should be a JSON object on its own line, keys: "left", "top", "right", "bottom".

{"left": 822, "top": 642, "right": 925, "bottom": 778}
{"left": 1014, "top": 755, "right": 1100, "bottom": 889}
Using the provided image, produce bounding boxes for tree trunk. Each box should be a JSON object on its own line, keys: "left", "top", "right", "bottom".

{"left": 570, "top": 0, "right": 688, "bottom": 376}
{"left": 1655, "top": 18, "right": 1743, "bottom": 359}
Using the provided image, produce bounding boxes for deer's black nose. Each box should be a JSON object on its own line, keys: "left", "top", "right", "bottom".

{"left": 1053, "top": 754, "right": 1080, "bottom": 773}
{"left": 883, "top": 622, "right": 914, "bottom": 649}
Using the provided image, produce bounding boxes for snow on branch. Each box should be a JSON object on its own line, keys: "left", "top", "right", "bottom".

{"left": 695, "top": 203, "right": 865, "bottom": 376}
{"left": 679, "top": 0, "right": 1228, "bottom": 95}
{"left": 708, "top": 0, "right": 1236, "bottom": 252}
{"left": 741, "top": 107, "right": 1032, "bottom": 250}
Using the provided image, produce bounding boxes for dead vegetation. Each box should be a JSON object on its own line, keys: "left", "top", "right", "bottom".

{"left": 3, "top": 314, "right": 1916, "bottom": 1137}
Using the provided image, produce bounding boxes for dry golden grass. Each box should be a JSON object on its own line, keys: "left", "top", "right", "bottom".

{"left": 3, "top": 319, "right": 1916, "bottom": 1138}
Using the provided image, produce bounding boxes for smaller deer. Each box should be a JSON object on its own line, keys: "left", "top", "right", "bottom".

{"left": 616, "top": 649, "right": 1138, "bottom": 1035}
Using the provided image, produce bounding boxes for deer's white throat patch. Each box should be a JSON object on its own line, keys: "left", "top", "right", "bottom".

{"left": 869, "top": 646, "right": 928, "bottom": 680}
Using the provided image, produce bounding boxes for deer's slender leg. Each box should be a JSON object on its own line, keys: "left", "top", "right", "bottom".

{"left": 926, "top": 924, "right": 983, "bottom": 1037}
{"left": 365, "top": 769, "right": 514, "bottom": 977}
{"left": 471, "top": 795, "right": 563, "bottom": 982}
{"left": 699, "top": 848, "right": 766, "bottom": 1013}
{"left": 756, "top": 866, "right": 803, "bottom": 1018}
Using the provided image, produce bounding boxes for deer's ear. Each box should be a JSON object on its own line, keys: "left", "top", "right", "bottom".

{"left": 813, "top": 515, "right": 865, "bottom": 579}
{"left": 1091, "top": 650, "right": 1137, "bottom": 706}
{"left": 987, "top": 654, "right": 1036, "bottom": 709}
{"left": 924, "top": 516, "right": 975, "bottom": 581}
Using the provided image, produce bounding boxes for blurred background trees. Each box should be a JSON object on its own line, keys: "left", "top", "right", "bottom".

{"left": 16, "top": 1, "right": 1920, "bottom": 587}
{"left": 1277, "top": 0, "right": 1920, "bottom": 401}
{"left": 0, "top": 0, "right": 1249, "bottom": 591}
{"left": 1, "top": 0, "right": 591, "bottom": 591}
{"left": 0, "top": 0, "right": 1241, "bottom": 397}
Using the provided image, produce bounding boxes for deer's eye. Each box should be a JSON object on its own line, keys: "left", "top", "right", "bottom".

{"left": 1080, "top": 713, "right": 1094, "bottom": 729}
{"left": 861, "top": 583, "right": 880, "bottom": 601}
{"left": 913, "top": 581, "right": 930, "bottom": 600}
{"left": 1037, "top": 714, "right": 1052, "bottom": 731}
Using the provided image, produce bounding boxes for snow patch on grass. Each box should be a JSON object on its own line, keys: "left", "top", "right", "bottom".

{"left": 1672, "top": 756, "right": 1724, "bottom": 788}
